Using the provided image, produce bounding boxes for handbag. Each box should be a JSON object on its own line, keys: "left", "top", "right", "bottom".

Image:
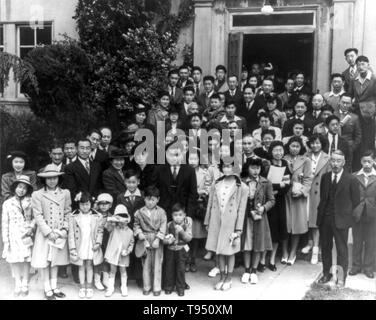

{"left": 194, "top": 195, "right": 208, "bottom": 221}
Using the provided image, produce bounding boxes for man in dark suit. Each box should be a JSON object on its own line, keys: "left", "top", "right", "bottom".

{"left": 306, "top": 93, "right": 325, "bottom": 126}
{"left": 293, "top": 72, "right": 312, "bottom": 98}
{"left": 197, "top": 75, "right": 215, "bottom": 111}
{"left": 102, "top": 148, "right": 128, "bottom": 201}
{"left": 237, "top": 84, "right": 261, "bottom": 134}
{"left": 177, "top": 86, "right": 197, "bottom": 131}
{"left": 323, "top": 115, "right": 352, "bottom": 172}
{"left": 334, "top": 94, "right": 362, "bottom": 171}
{"left": 177, "top": 65, "right": 194, "bottom": 89}
{"left": 166, "top": 69, "right": 184, "bottom": 106}
{"left": 350, "top": 151, "right": 376, "bottom": 279}
{"left": 99, "top": 126, "right": 117, "bottom": 154}
{"left": 63, "top": 138, "right": 78, "bottom": 165}
{"left": 278, "top": 78, "right": 295, "bottom": 111}
{"left": 317, "top": 150, "right": 360, "bottom": 286}
{"left": 348, "top": 56, "right": 376, "bottom": 113}
{"left": 63, "top": 138, "right": 103, "bottom": 205}
{"left": 342, "top": 48, "right": 359, "bottom": 92}
{"left": 192, "top": 66, "right": 205, "bottom": 97}
{"left": 254, "top": 77, "right": 275, "bottom": 110}
{"left": 224, "top": 75, "right": 243, "bottom": 109}
{"left": 156, "top": 142, "right": 198, "bottom": 221}
{"left": 87, "top": 129, "right": 109, "bottom": 170}
{"left": 282, "top": 98, "right": 315, "bottom": 137}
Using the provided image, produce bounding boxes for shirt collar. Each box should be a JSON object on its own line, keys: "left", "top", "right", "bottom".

{"left": 78, "top": 157, "right": 89, "bottom": 166}
{"left": 356, "top": 70, "right": 372, "bottom": 81}
{"left": 329, "top": 89, "right": 345, "bottom": 97}
{"left": 332, "top": 169, "right": 344, "bottom": 180}
{"left": 357, "top": 168, "right": 376, "bottom": 177}
{"left": 124, "top": 189, "right": 141, "bottom": 197}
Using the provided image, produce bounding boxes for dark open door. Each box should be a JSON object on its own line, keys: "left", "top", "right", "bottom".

{"left": 228, "top": 32, "right": 243, "bottom": 78}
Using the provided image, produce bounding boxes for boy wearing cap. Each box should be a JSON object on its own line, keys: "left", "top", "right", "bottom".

{"left": 134, "top": 186, "right": 167, "bottom": 296}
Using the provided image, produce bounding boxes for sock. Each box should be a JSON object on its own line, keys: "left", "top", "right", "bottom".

{"left": 15, "top": 278, "right": 22, "bottom": 290}
{"left": 21, "top": 278, "right": 28, "bottom": 287}
{"left": 251, "top": 268, "right": 257, "bottom": 274}
{"left": 121, "top": 275, "right": 128, "bottom": 288}
{"left": 226, "top": 272, "right": 232, "bottom": 281}
{"left": 44, "top": 281, "right": 52, "bottom": 293}
{"left": 50, "top": 278, "right": 57, "bottom": 290}
{"left": 219, "top": 271, "right": 225, "bottom": 281}
{"left": 245, "top": 268, "right": 251, "bottom": 273}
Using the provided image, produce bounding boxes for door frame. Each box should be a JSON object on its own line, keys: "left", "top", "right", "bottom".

{"left": 226, "top": 5, "right": 321, "bottom": 92}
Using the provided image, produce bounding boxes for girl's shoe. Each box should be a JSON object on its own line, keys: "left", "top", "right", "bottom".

{"left": 301, "top": 244, "right": 313, "bottom": 254}
{"left": 287, "top": 256, "right": 297, "bottom": 266}
{"left": 20, "top": 286, "right": 29, "bottom": 297}
{"left": 86, "top": 288, "right": 94, "bottom": 299}
{"left": 208, "top": 267, "right": 220, "bottom": 278}
{"left": 203, "top": 252, "right": 213, "bottom": 261}
{"left": 241, "top": 272, "right": 251, "bottom": 283}
{"left": 214, "top": 280, "right": 224, "bottom": 290}
{"left": 250, "top": 273, "right": 258, "bottom": 284}
{"left": 257, "top": 263, "right": 267, "bottom": 273}
{"left": 268, "top": 264, "right": 277, "bottom": 272}
{"left": 311, "top": 247, "right": 319, "bottom": 265}
{"left": 121, "top": 286, "right": 128, "bottom": 297}
{"left": 105, "top": 287, "right": 114, "bottom": 297}
{"left": 78, "top": 288, "right": 86, "bottom": 299}
{"left": 221, "top": 280, "right": 232, "bottom": 291}
{"left": 281, "top": 257, "right": 288, "bottom": 265}
{"left": 44, "top": 290, "right": 56, "bottom": 300}
{"left": 95, "top": 280, "right": 105, "bottom": 291}
{"left": 52, "top": 288, "right": 65, "bottom": 298}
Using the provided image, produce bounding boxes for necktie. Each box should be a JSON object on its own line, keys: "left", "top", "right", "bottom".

{"left": 85, "top": 160, "right": 90, "bottom": 174}
{"left": 364, "top": 174, "right": 369, "bottom": 187}
{"left": 67, "top": 158, "right": 71, "bottom": 165}
{"left": 172, "top": 166, "right": 178, "bottom": 180}
{"left": 130, "top": 194, "right": 135, "bottom": 205}
{"left": 172, "top": 87, "right": 175, "bottom": 98}
{"left": 195, "top": 84, "right": 199, "bottom": 94}
{"left": 350, "top": 67, "right": 355, "bottom": 77}
{"left": 330, "top": 134, "right": 336, "bottom": 155}
{"left": 332, "top": 174, "right": 338, "bottom": 186}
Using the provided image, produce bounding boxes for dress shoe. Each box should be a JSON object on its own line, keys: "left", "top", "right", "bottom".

{"left": 45, "top": 290, "right": 56, "bottom": 300}
{"left": 53, "top": 289, "right": 66, "bottom": 298}
{"left": 221, "top": 280, "right": 232, "bottom": 291}
{"left": 287, "top": 256, "right": 296, "bottom": 266}
{"left": 318, "top": 274, "right": 332, "bottom": 284}
{"left": 257, "top": 263, "right": 266, "bottom": 273}
{"left": 190, "top": 263, "right": 197, "bottom": 273}
{"left": 281, "top": 257, "right": 288, "bottom": 265}
{"left": 177, "top": 290, "right": 185, "bottom": 297}
{"left": 348, "top": 268, "right": 361, "bottom": 276}
{"left": 268, "top": 263, "right": 277, "bottom": 272}
{"left": 143, "top": 290, "right": 151, "bottom": 295}
{"left": 364, "top": 270, "right": 374, "bottom": 279}
{"left": 185, "top": 283, "right": 190, "bottom": 290}
{"left": 153, "top": 291, "right": 161, "bottom": 296}
{"left": 165, "top": 290, "right": 172, "bottom": 295}
{"left": 301, "top": 244, "right": 313, "bottom": 254}
{"left": 214, "top": 281, "right": 224, "bottom": 290}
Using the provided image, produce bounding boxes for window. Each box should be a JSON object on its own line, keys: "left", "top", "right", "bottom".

{"left": 0, "top": 25, "right": 4, "bottom": 52}
{"left": 233, "top": 13, "right": 315, "bottom": 27}
{"left": 18, "top": 23, "right": 52, "bottom": 59}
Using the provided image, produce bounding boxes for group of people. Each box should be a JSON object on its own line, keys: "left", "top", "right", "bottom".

{"left": 1, "top": 46, "right": 376, "bottom": 299}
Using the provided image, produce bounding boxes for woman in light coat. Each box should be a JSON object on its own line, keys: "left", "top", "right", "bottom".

{"left": 302, "top": 134, "right": 330, "bottom": 264}
{"left": 204, "top": 163, "right": 248, "bottom": 291}
{"left": 283, "top": 137, "right": 312, "bottom": 266}
{"left": 31, "top": 165, "right": 71, "bottom": 300}
{"left": 2, "top": 175, "right": 35, "bottom": 297}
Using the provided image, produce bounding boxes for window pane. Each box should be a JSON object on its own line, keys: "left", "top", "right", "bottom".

{"left": 233, "top": 13, "right": 314, "bottom": 27}
{"left": 37, "top": 25, "right": 52, "bottom": 45}
{"left": 20, "top": 26, "right": 35, "bottom": 45}
{"left": 20, "top": 47, "right": 33, "bottom": 59}
{"left": 0, "top": 25, "right": 3, "bottom": 45}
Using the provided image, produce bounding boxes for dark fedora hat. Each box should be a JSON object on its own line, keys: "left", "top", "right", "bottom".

{"left": 109, "top": 148, "right": 128, "bottom": 159}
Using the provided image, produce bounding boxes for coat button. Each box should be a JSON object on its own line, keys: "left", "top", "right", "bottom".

{"left": 315, "top": 191, "right": 318, "bottom": 194}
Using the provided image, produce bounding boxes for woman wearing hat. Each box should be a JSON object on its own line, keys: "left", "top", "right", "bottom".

{"left": 102, "top": 148, "right": 128, "bottom": 200}
{"left": 1, "top": 151, "right": 37, "bottom": 201}
{"left": 2, "top": 175, "right": 35, "bottom": 297}
{"left": 30, "top": 164, "right": 71, "bottom": 300}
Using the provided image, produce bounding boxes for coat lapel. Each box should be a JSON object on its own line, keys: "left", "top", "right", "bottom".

{"left": 75, "top": 160, "right": 90, "bottom": 185}
{"left": 314, "top": 153, "right": 330, "bottom": 176}
{"left": 292, "top": 156, "right": 305, "bottom": 173}
{"left": 335, "top": 172, "right": 347, "bottom": 195}
{"left": 110, "top": 167, "right": 125, "bottom": 185}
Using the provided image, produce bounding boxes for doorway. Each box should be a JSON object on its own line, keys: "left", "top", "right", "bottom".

{"left": 242, "top": 33, "right": 314, "bottom": 91}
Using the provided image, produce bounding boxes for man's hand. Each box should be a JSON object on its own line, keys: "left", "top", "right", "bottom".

{"left": 47, "top": 232, "right": 57, "bottom": 242}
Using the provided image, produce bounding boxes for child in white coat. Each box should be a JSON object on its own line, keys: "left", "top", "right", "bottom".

{"left": 2, "top": 176, "right": 35, "bottom": 297}
{"left": 104, "top": 204, "right": 134, "bottom": 297}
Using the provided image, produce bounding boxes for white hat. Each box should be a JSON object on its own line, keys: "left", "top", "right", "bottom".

{"left": 114, "top": 204, "right": 129, "bottom": 216}
{"left": 37, "top": 164, "right": 64, "bottom": 178}
{"left": 107, "top": 204, "right": 130, "bottom": 224}
{"left": 96, "top": 193, "right": 113, "bottom": 204}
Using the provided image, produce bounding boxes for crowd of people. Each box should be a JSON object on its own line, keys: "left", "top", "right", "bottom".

{"left": 1, "top": 47, "right": 376, "bottom": 299}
